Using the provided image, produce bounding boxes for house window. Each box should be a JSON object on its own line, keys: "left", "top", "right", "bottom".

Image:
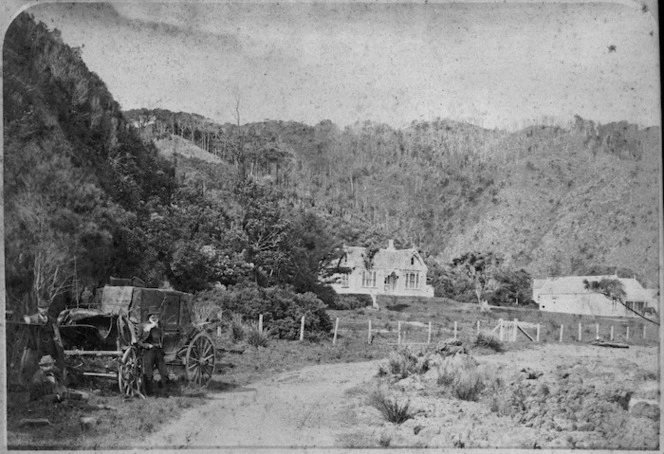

{"left": 340, "top": 274, "right": 349, "bottom": 288}
{"left": 626, "top": 301, "right": 645, "bottom": 313}
{"left": 411, "top": 257, "right": 414, "bottom": 265}
{"left": 405, "top": 272, "right": 419, "bottom": 289}
{"left": 362, "top": 271, "right": 377, "bottom": 288}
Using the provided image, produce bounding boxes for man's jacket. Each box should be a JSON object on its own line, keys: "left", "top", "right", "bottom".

{"left": 139, "top": 322, "right": 164, "bottom": 349}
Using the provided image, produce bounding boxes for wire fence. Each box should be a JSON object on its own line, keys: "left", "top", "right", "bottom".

{"left": 242, "top": 314, "right": 660, "bottom": 348}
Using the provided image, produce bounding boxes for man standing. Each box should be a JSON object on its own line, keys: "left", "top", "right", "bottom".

{"left": 21, "top": 300, "right": 66, "bottom": 386}
{"left": 139, "top": 306, "right": 171, "bottom": 396}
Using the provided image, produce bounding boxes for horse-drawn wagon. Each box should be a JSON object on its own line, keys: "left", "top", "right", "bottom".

{"left": 19, "top": 284, "right": 216, "bottom": 398}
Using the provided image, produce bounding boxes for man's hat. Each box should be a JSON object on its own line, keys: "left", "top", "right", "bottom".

{"left": 147, "top": 306, "right": 160, "bottom": 316}
{"left": 37, "top": 300, "right": 50, "bottom": 309}
{"left": 39, "top": 355, "right": 55, "bottom": 366}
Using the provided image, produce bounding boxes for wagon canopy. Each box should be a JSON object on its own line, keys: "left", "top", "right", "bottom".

{"left": 98, "top": 286, "right": 193, "bottom": 325}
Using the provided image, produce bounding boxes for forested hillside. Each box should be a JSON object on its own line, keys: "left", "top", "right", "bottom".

{"left": 126, "top": 110, "right": 661, "bottom": 288}
{"left": 3, "top": 14, "right": 340, "bottom": 323}
{"left": 4, "top": 13, "right": 659, "bottom": 323}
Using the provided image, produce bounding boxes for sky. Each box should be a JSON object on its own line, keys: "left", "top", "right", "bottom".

{"left": 6, "top": 0, "right": 661, "bottom": 130}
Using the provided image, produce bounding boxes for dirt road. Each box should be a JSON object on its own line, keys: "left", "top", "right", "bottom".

{"left": 138, "top": 360, "right": 380, "bottom": 448}
{"left": 136, "top": 344, "right": 659, "bottom": 450}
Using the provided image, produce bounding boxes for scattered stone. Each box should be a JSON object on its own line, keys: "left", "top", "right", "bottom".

{"left": 80, "top": 416, "right": 99, "bottom": 430}
{"left": 413, "top": 425, "right": 424, "bottom": 435}
{"left": 630, "top": 401, "right": 660, "bottom": 421}
{"left": 436, "top": 339, "right": 466, "bottom": 357}
{"left": 520, "top": 368, "right": 543, "bottom": 379}
{"left": 19, "top": 418, "right": 52, "bottom": 427}
{"left": 576, "top": 422, "right": 594, "bottom": 432}
{"left": 395, "top": 375, "right": 424, "bottom": 392}
{"left": 93, "top": 404, "right": 118, "bottom": 411}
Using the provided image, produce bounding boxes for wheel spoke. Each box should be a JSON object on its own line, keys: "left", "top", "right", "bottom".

{"left": 200, "top": 353, "right": 215, "bottom": 362}
{"left": 202, "top": 342, "right": 212, "bottom": 356}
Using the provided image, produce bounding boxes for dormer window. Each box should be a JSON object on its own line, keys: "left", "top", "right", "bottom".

{"left": 411, "top": 257, "right": 414, "bottom": 266}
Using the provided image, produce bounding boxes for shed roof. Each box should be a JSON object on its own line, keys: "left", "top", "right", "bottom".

{"left": 537, "top": 275, "right": 657, "bottom": 303}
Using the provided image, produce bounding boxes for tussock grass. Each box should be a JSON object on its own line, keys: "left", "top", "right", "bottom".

{"left": 369, "top": 389, "right": 415, "bottom": 424}
{"left": 245, "top": 324, "right": 270, "bottom": 348}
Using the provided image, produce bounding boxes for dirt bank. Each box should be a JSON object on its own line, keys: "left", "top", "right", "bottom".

{"left": 134, "top": 343, "right": 659, "bottom": 450}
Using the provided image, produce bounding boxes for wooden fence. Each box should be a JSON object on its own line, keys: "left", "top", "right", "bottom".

{"left": 233, "top": 314, "right": 659, "bottom": 346}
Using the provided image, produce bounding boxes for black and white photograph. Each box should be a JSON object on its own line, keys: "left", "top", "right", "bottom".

{"left": 1, "top": 0, "right": 661, "bottom": 450}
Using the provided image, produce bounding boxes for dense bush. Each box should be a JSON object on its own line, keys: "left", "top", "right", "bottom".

{"left": 193, "top": 283, "right": 332, "bottom": 340}
{"left": 328, "top": 294, "right": 372, "bottom": 310}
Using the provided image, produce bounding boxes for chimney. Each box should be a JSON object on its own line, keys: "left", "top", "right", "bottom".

{"left": 388, "top": 239, "right": 395, "bottom": 249}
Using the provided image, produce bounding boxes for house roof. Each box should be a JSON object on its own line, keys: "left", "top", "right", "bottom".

{"left": 342, "top": 244, "right": 426, "bottom": 271}
{"left": 537, "top": 275, "right": 657, "bottom": 303}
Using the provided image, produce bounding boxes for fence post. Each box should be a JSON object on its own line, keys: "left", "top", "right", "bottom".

{"left": 217, "top": 310, "right": 223, "bottom": 337}
{"left": 427, "top": 321, "right": 432, "bottom": 344}
{"left": 398, "top": 321, "right": 402, "bottom": 345}
{"left": 626, "top": 326, "right": 629, "bottom": 341}
{"left": 333, "top": 318, "right": 339, "bottom": 345}
{"left": 596, "top": 323, "right": 599, "bottom": 340}
{"left": 643, "top": 324, "right": 646, "bottom": 339}
{"left": 477, "top": 320, "right": 480, "bottom": 335}
{"left": 368, "top": 319, "right": 372, "bottom": 344}
{"left": 499, "top": 319, "right": 504, "bottom": 341}
{"left": 512, "top": 319, "right": 518, "bottom": 342}
{"left": 259, "top": 314, "right": 263, "bottom": 333}
{"left": 610, "top": 326, "right": 614, "bottom": 341}
{"left": 578, "top": 323, "right": 582, "bottom": 342}
{"left": 559, "top": 324, "right": 564, "bottom": 343}
{"left": 536, "top": 323, "right": 540, "bottom": 342}
{"left": 300, "top": 315, "right": 305, "bottom": 341}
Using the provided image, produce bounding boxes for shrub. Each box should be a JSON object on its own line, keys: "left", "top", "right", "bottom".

{"left": 472, "top": 332, "right": 504, "bottom": 352}
{"left": 437, "top": 356, "right": 489, "bottom": 402}
{"left": 369, "top": 389, "right": 415, "bottom": 424}
{"left": 329, "top": 295, "right": 371, "bottom": 310}
{"left": 230, "top": 313, "right": 245, "bottom": 343}
{"left": 380, "top": 348, "right": 429, "bottom": 379}
{"left": 452, "top": 369, "right": 485, "bottom": 401}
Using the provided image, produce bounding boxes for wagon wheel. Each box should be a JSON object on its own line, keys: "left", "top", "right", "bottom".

{"left": 118, "top": 346, "right": 144, "bottom": 398}
{"left": 185, "top": 333, "right": 215, "bottom": 386}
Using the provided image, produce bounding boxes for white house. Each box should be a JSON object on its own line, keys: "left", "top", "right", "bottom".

{"left": 533, "top": 275, "right": 658, "bottom": 318}
{"left": 329, "top": 240, "right": 434, "bottom": 299}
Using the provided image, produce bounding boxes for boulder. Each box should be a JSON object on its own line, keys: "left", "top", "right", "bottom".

{"left": 395, "top": 375, "right": 424, "bottom": 392}
{"left": 80, "top": 416, "right": 99, "bottom": 430}
{"left": 630, "top": 401, "right": 660, "bottom": 421}
{"left": 18, "top": 418, "right": 52, "bottom": 427}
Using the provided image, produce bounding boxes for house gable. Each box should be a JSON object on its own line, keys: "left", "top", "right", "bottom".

{"left": 328, "top": 240, "right": 433, "bottom": 298}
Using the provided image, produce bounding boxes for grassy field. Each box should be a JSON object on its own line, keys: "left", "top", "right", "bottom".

{"left": 6, "top": 296, "right": 659, "bottom": 449}
{"left": 327, "top": 296, "right": 659, "bottom": 347}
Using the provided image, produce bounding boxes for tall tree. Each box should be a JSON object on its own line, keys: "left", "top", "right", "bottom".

{"left": 451, "top": 252, "right": 503, "bottom": 305}
{"left": 583, "top": 278, "right": 659, "bottom": 325}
